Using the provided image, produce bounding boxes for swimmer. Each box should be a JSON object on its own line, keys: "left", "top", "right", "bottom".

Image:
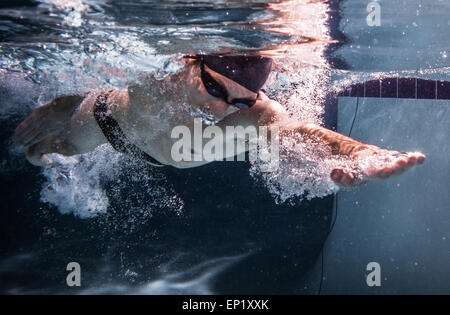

{"left": 13, "top": 55, "right": 425, "bottom": 187}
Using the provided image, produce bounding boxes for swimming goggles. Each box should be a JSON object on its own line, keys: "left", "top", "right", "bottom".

{"left": 186, "top": 56, "right": 259, "bottom": 109}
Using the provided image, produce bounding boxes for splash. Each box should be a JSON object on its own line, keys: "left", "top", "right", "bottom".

{"left": 40, "top": 145, "right": 184, "bottom": 219}
{"left": 252, "top": 14, "right": 336, "bottom": 202}
{"left": 250, "top": 133, "right": 345, "bottom": 204}
{"left": 40, "top": 146, "right": 120, "bottom": 218}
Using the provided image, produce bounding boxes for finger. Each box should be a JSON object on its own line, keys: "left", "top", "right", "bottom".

{"left": 393, "top": 156, "right": 408, "bottom": 171}
{"left": 341, "top": 171, "right": 355, "bottom": 186}
{"left": 331, "top": 168, "right": 355, "bottom": 187}
{"left": 377, "top": 166, "right": 394, "bottom": 179}
{"left": 16, "top": 123, "right": 43, "bottom": 145}
{"left": 331, "top": 168, "right": 344, "bottom": 182}
{"left": 15, "top": 115, "right": 43, "bottom": 140}
{"left": 409, "top": 152, "right": 425, "bottom": 165}
{"left": 23, "top": 130, "right": 45, "bottom": 148}
{"left": 25, "top": 145, "right": 53, "bottom": 166}
{"left": 15, "top": 126, "right": 38, "bottom": 145}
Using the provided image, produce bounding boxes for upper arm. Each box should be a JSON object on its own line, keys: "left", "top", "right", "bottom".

{"left": 108, "top": 89, "right": 129, "bottom": 113}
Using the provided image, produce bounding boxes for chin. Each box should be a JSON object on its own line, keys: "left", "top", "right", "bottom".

{"left": 216, "top": 106, "right": 238, "bottom": 120}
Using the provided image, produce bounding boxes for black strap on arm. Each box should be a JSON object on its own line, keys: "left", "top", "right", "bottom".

{"left": 93, "top": 90, "right": 164, "bottom": 167}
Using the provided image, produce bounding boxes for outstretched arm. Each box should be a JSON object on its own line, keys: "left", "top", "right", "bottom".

{"left": 222, "top": 93, "right": 425, "bottom": 187}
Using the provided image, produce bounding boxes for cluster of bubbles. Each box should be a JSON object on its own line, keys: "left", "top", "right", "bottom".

{"left": 41, "top": 145, "right": 184, "bottom": 221}
{"left": 250, "top": 133, "right": 345, "bottom": 204}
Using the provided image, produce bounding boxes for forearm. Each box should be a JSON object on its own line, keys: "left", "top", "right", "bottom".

{"left": 275, "top": 121, "right": 377, "bottom": 157}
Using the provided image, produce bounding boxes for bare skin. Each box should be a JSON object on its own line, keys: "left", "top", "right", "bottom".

{"left": 13, "top": 59, "right": 425, "bottom": 187}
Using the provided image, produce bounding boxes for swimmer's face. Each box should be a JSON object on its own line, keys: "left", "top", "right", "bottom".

{"left": 187, "top": 61, "right": 258, "bottom": 120}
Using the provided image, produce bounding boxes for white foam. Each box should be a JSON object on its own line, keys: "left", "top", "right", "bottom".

{"left": 39, "top": 145, "right": 185, "bottom": 219}
{"left": 251, "top": 134, "right": 344, "bottom": 204}
{"left": 255, "top": 55, "right": 341, "bottom": 202}
{"left": 40, "top": 145, "right": 121, "bottom": 218}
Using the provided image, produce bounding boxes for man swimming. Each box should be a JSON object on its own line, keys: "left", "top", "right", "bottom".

{"left": 13, "top": 55, "right": 425, "bottom": 187}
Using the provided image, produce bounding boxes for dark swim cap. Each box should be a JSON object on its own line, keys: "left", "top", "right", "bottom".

{"left": 200, "top": 55, "right": 273, "bottom": 93}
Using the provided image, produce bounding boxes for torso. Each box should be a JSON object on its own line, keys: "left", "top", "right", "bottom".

{"left": 110, "top": 64, "right": 205, "bottom": 167}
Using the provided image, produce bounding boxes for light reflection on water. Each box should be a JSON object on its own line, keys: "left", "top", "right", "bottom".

{"left": 0, "top": 0, "right": 329, "bottom": 88}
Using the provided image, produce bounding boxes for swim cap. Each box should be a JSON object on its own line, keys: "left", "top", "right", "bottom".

{"left": 201, "top": 55, "right": 273, "bottom": 93}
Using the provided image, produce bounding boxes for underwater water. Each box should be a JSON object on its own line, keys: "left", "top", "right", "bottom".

{"left": 0, "top": 0, "right": 449, "bottom": 294}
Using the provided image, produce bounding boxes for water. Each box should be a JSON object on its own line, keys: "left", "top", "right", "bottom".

{"left": 0, "top": 0, "right": 449, "bottom": 294}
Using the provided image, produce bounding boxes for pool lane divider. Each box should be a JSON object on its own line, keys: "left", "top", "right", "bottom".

{"left": 337, "top": 78, "right": 450, "bottom": 99}
{"left": 323, "top": 78, "right": 450, "bottom": 131}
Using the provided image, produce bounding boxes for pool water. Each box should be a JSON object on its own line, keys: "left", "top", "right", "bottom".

{"left": 0, "top": 0, "right": 449, "bottom": 294}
